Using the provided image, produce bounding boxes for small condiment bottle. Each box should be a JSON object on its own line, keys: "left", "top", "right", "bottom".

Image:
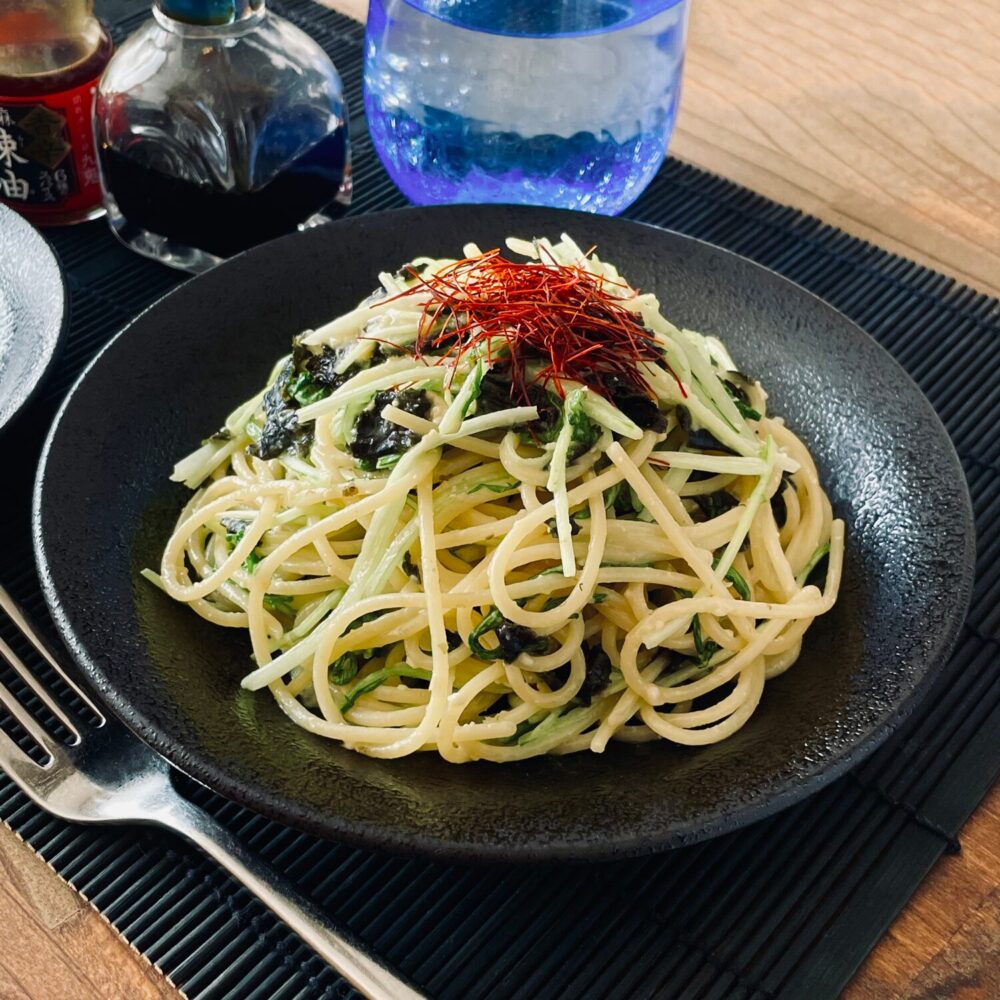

{"left": 0, "top": 0, "right": 112, "bottom": 225}
{"left": 95, "top": 0, "right": 352, "bottom": 273}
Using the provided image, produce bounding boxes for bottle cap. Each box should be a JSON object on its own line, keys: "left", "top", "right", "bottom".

{"left": 156, "top": 0, "right": 262, "bottom": 25}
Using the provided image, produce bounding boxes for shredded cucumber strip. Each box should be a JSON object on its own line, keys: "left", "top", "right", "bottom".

{"left": 546, "top": 389, "right": 583, "bottom": 577}
{"left": 577, "top": 388, "right": 643, "bottom": 441}
{"left": 241, "top": 411, "right": 538, "bottom": 691}
{"left": 643, "top": 436, "right": 776, "bottom": 649}
{"left": 649, "top": 451, "right": 769, "bottom": 476}
{"left": 796, "top": 542, "right": 830, "bottom": 587}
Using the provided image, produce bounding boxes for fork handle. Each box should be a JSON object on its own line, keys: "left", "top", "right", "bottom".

{"left": 158, "top": 794, "right": 425, "bottom": 1000}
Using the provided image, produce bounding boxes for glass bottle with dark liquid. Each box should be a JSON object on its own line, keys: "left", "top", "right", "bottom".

{"left": 96, "top": 0, "right": 351, "bottom": 272}
{"left": 0, "top": 0, "right": 112, "bottom": 225}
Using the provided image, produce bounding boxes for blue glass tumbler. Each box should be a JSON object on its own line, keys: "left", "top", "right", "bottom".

{"left": 364, "top": 0, "right": 689, "bottom": 215}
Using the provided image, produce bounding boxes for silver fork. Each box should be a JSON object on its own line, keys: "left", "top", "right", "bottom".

{"left": 0, "top": 584, "right": 424, "bottom": 1000}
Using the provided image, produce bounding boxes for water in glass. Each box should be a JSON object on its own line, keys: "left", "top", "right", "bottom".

{"left": 364, "top": 0, "right": 689, "bottom": 214}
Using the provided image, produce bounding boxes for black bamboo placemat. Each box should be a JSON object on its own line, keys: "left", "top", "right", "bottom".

{"left": 2, "top": 2, "right": 998, "bottom": 997}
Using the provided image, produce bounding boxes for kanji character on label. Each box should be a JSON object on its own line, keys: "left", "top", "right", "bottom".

{"left": 0, "top": 128, "right": 28, "bottom": 168}
{"left": 38, "top": 171, "right": 57, "bottom": 203}
{"left": 1, "top": 168, "right": 29, "bottom": 200}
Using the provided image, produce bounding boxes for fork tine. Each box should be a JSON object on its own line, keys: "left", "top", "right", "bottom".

{"left": 0, "top": 725, "right": 59, "bottom": 817}
{"left": 0, "top": 634, "right": 81, "bottom": 740}
{"left": 0, "top": 678, "right": 67, "bottom": 766}
{"left": 0, "top": 584, "right": 104, "bottom": 723}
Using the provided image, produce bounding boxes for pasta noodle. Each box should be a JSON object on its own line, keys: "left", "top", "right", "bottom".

{"left": 146, "top": 234, "right": 844, "bottom": 762}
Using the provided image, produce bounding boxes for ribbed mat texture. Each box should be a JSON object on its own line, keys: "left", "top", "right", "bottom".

{"left": 2, "top": 2, "right": 998, "bottom": 998}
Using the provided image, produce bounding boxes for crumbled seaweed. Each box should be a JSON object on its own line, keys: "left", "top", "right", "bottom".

{"left": 250, "top": 360, "right": 315, "bottom": 460}
{"left": 303, "top": 344, "right": 351, "bottom": 388}
{"left": 547, "top": 516, "right": 581, "bottom": 537}
{"left": 402, "top": 551, "right": 421, "bottom": 581}
{"left": 521, "top": 385, "right": 561, "bottom": 444}
{"left": 207, "top": 426, "right": 232, "bottom": 443}
{"left": 693, "top": 490, "right": 738, "bottom": 520}
{"left": 263, "top": 360, "right": 293, "bottom": 415}
{"left": 477, "top": 369, "right": 563, "bottom": 444}
{"left": 419, "top": 630, "right": 464, "bottom": 656}
{"left": 252, "top": 407, "right": 313, "bottom": 460}
{"left": 579, "top": 646, "right": 613, "bottom": 704}
{"left": 473, "top": 369, "right": 516, "bottom": 415}
{"left": 771, "top": 472, "right": 794, "bottom": 529}
{"left": 481, "top": 694, "right": 510, "bottom": 717}
{"left": 677, "top": 405, "right": 735, "bottom": 454}
{"left": 468, "top": 608, "right": 549, "bottom": 662}
{"left": 495, "top": 620, "right": 549, "bottom": 662}
{"left": 349, "top": 389, "right": 431, "bottom": 468}
{"left": 604, "top": 374, "right": 667, "bottom": 432}
{"left": 550, "top": 643, "right": 613, "bottom": 704}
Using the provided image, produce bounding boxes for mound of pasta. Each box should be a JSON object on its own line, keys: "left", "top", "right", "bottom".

{"left": 147, "top": 234, "right": 844, "bottom": 762}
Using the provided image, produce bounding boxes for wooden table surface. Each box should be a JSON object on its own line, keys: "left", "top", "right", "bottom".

{"left": 4, "top": 0, "right": 998, "bottom": 997}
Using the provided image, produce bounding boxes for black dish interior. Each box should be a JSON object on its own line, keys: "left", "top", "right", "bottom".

{"left": 33, "top": 205, "right": 974, "bottom": 861}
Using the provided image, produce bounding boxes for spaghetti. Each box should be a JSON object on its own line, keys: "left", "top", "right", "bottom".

{"left": 147, "top": 235, "right": 844, "bottom": 762}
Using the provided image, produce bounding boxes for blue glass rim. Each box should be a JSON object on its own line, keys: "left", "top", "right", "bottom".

{"left": 389, "top": 0, "right": 688, "bottom": 40}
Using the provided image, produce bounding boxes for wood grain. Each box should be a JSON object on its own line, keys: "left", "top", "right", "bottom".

{"left": 674, "top": 0, "right": 1000, "bottom": 297}
{"left": 3, "top": 0, "right": 998, "bottom": 997}
{"left": 845, "top": 784, "right": 1000, "bottom": 999}
{"left": 0, "top": 823, "right": 176, "bottom": 1000}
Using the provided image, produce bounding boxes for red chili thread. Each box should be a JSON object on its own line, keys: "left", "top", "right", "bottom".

{"left": 382, "top": 249, "right": 685, "bottom": 402}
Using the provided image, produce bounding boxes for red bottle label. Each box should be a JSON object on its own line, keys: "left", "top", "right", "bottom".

{"left": 0, "top": 72, "right": 103, "bottom": 220}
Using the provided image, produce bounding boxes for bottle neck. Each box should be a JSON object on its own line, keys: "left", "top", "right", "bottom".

{"left": 155, "top": 0, "right": 265, "bottom": 27}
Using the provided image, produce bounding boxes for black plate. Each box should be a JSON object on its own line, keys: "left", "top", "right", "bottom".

{"left": 33, "top": 205, "right": 974, "bottom": 862}
{"left": 0, "top": 206, "right": 66, "bottom": 431}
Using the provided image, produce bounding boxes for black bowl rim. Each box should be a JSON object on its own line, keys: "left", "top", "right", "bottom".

{"left": 32, "top": 205, "right": 976, "bottom": 862}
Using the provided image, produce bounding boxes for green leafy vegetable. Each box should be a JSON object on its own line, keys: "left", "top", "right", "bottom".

{"left": 470, "top": 480, "right": 520, "bottom": 494}
{"left": 710, "top": 556, "right": 752, "bottom": 600}
{"left": 340, "top": 664, "right": 432, "bottom": 715}
{"left": 722, "top": 374, "right": 762, "bottom": 421}
{"left": 221, "top": 517, "right": 249, "bottom": 552}
{"left": 329, "top": 651, "right": 362, "bottom": 685}
{"left": 731, "top": 396, "right": 762, "bottom": 422}
{"left": 565, "top": 394, "right": 601, "bottom": 461}
{"left": 692, "top": 614, "right": 720, "bottom": 666}
{"left": 345, "top": 609, "right": 389, "bottom": 633}
{"left": 468, "top": 608, "right": 549, "bottom": 662}
{"left": 725, "top": 566, "right": 751, "bottom": 600}
{"left": 796, "top": 542, "right": 830, "bottom": 587}
{"left": 263, "top": 593, "right": 295, "bottom": 615}
{"left": 286, "top": 371, "right": 331, "bottom": 407}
